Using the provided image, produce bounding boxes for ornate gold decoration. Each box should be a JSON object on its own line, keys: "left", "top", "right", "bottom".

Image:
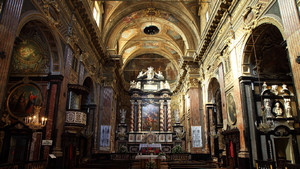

{"left": 42, "top": 0, "right": 61, "bottom": 28}
{"left": 242, "top": 3, "right": 262, "bottom": 31}
{"left": 1, "top": 114, "right": 11, "bottom": 127}
{"left": 144, "top": 8, "right": 160, "bottom": 17}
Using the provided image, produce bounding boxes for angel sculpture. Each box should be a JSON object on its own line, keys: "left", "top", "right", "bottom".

{"left": 120, "top": 109, "right": 126, "bottom": 124}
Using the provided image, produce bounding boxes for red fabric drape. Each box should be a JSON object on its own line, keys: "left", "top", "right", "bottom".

{"left": 230, "top": 141, "right": 234, "bottom": 158}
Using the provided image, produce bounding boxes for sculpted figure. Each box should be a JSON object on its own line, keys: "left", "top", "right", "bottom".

{"left": 174, "top": 109, "right": 180, "bottom": 123}
{"left": 284, "top": 99, "right": 292, "bottom": 118}
{"left": 156, "top": 71, "right": 164, "bottom": 79}
{"left": 164, "top": 81, "right": 170, "bottom": 89}
{"left": 273, "top": 102, "right": 283, "bottom": 117}
{"left": 264, "top": 99, "right": 272, "bottom": 118}
{"left": 130, "top": 80, "right": 136, "bottom": 89}
{"left": 137, "top": 71, "right": 144, "bottom": 78}
{"left": 136, "top": 81, "right": 141, "bottom": 89}
{"left": 160, "top": 81, "right": 164, "bottom": 89}
{"left": 120, "top": 109, "right": 126, "bottom": 124}
{"left": 271, "top": 85, "right": 278, "bottom": 95}
{"left": 146, "top": 67, "right": 154, "bottom": 80}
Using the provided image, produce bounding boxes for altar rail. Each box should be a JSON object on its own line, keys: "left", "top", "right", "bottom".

{"left": 0, "top": 160, "right": 47, "bottom": 169}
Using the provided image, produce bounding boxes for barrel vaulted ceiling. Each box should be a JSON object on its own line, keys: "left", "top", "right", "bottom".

{"left": 100, "top": 0, "right": 201, "bottom": 82}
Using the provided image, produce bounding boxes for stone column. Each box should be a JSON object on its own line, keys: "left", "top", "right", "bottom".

{"left": 160, "top": 100, "right": 164, "bottom": 131}
{"left": 0, "top": 0, "right": 24, "bottom": 110}
{"left": 52, "top": 46, "right": 73, "bottom": 158}
{"left": 43, "top": 75, "right": 63, "bottom": 159}
{"left": 167, "top": 100, "right": 171, "bottom": 131}
{"left": 130, "top": 100, "right": 134, "bottom": 132}
{"left": 138, "top": 100, "right": 142, "bottom": 131}
{"left": 278, "top": 0, "right": 300, "bottom": 114}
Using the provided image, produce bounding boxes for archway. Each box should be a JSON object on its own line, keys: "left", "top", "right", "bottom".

{"left": 1, "top": 19, "right": 62, "bottom": 163}
{"left": 241, "top": 23, "right": 299, "bottom": 166}
{"left": 207, "top": 78, "right": 223, "bottom": 161}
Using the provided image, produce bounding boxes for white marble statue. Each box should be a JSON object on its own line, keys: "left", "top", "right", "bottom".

{"left": 120, "top": 109, "right": 126, "bottom": 124}
{"left": 130, "top": 80, "right": 136, "bottom": 89}
{"left": 156, "top": 71, "right": 164, "bottom": 79}
{"left": 174, "top": 109, "right": 180, "bottom": 123}
{"left": 271, "top": 85, "right": 278, "bottom": 95}
{"left": 160, "top": 81, "right": 164, "bottom": 89}
{"left": 136, "top": 81, "right": 141, "bottom": 89}
{"left": 137, "top": 71, "right": 144, "bottom": 78}
{"left": 146, "top": 67, "right": 154, "bottom": 80}
{"left": 264, "top": 99, "right": 273, "bottom": 118}
{"left": 164, "top": 81, "right": 170, "bottom": 89}
{"left": 284, "top": 99, "right": 292, "bottom": 118}
{"left": 273, "top": 102, "right": 283, "bottom": 117}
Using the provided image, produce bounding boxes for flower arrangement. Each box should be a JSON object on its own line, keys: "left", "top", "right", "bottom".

{"left": 145, "top": 159, "right": 156, "bottom": 169}
{"left": 141, "top": 147, "right": 161, "bottom": 155}
{"left": 171, "top": 145, "right": 184, "bottom": 154}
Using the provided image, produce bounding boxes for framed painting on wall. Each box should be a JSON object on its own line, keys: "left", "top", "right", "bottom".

{"left": 142, "top": 103, "right": 159, "bottom": 131}
{"left": 191, "top": 126, "right": 202, "bottom": 147}
{"left": 7, "top": 83, "right": 43, "bottom": 118}
{"left": 227, "top": 93, "right": 237, "bottom": 125}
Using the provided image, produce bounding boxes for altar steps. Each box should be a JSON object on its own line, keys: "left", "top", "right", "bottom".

{"left": 75, "top": 159, "right": 223, "bottom": 169}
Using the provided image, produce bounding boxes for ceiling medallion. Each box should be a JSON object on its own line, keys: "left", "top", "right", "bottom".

{"left": 144, "top": 25, "right": 159, "bottom": 35}
{"left": 145, "top": 8, "right": 159, "bottom": 17}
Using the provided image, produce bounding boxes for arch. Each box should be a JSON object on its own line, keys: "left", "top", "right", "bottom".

{"left": 207, "top": 77, "right": 220, "bottom": 103}
{"left": 242, "top": 24, "right": 289, "bottom": 78}
{"left": 16, "top": 11, "right": 64, "bottom": 75}
{"left": 241, "top": 16, "right": 285, "bottom": 75}
{"left": 82, "top": 77, "right": 96, "bottom": 105}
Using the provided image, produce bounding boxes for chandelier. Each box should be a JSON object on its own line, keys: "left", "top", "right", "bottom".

{"left": 24, "top": 106, "right": 47, "bottom": 130}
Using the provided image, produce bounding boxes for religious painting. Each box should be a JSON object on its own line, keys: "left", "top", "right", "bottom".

{"left": 159, "top": 134, "right": 165, "bottom": 142}
{"left": 191, "top": 126, "right": 202, "bottom": 147}
{"left": 11, "top": 24, "right": 50, "bottom": 74}
{"left": 7, "top": 83, "right": 43, "bottom": 118}
{"left": 227, "top": 93, "right": 237, "bottom": 125}
{"left": 166, "top": 134, "right": 172, "bottom": 142}
{"left": 100, "top": 125, "right": 111, "bottom": 150}
{"left": 129, "top": 134, "right": 135, "bottom": 142}
{"left": 142, "top": 104, "right": 159, "bottom": 131}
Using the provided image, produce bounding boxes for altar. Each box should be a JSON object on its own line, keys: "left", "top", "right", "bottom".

{"left": 139, "top": 143, "right": 162, "bottom": 151}
{"left": 115, "top": 67, "right": 185, "bottom": 156}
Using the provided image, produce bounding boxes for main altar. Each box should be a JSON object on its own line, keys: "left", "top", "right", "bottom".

{"left": 116, "top": 67, "right": 185, "bottom": 155}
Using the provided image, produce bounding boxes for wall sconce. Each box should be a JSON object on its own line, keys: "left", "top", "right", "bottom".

{"left": 24, "top": 106, "right": 47, "bottom": 130}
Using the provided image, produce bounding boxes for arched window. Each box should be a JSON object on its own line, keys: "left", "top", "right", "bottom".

{"left": 93, "top": 2, "right": 101, "bottom": 26}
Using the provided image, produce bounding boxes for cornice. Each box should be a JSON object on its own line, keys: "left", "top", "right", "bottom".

{"left": 68, "top": 0, "right": 108, "bottom": 64}
{"left": 194, "top": 0, "right": 235, "bottom": 62}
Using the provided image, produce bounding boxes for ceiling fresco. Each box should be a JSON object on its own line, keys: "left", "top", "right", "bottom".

{"left": 100, "top": 0, "right": 200, "bottom": 84}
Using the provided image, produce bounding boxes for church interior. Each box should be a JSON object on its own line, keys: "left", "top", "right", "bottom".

{"left": 0, "top": 0, "right": 300, "bottom": 169}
